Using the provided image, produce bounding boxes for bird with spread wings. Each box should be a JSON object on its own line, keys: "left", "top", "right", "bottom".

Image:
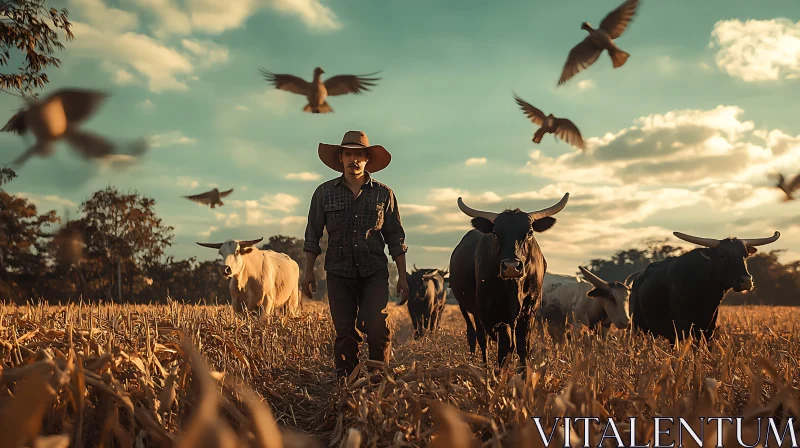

{"left": 558, "top": 0, "right": 640, "bottom": 86}
{"left": 184, "top": 188, "right": 234, "bottom": 209}
{"left": 259, "top": 66, "right": 380, "bottom": 114}
{"left": 771, "top": 173, "right": 800, "bottom": 202}
{"left": 513, "top": 94, "right": 586, "bottom": 152}
{"left": 2, "top": 88, "right": 119, "bottom": 169}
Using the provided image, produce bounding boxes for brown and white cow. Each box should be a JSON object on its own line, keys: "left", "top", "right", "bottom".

{"left": 197, "top": 237, "right": 301, "bottom": 316}
{"left": 538, "top": 266, "right": 631, "bottom": 337}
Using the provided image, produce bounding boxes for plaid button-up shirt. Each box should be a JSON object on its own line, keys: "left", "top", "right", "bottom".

{"left": 303, "top": 173, "right": 408, "bottom": 278}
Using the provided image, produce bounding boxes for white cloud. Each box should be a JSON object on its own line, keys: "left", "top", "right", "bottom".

{"left": 177, "top": 177, "right": 200, "bottom": 189}
{"left": 280, "top": 216, "right": 306, "bottom": 228}
{"left": 253, "top": 90, "right": 292, "bottom": 115}
{"left": 68, "top": 0, "right": 139, "bottom": 32}
{"left": 181, "top": 39, "right": 230, "bottom": 68}
{"left": 270, "top": 0, "right": 341, "bottom": 30}
{"left": 520, "top": 105, "right": 800, "bottom": 188}
{"left": 427, "top": 188, "right": 502, "bottom": 205}
{"left": 213, "top": 196, "right": 304, "bottom": 229}
{"left": 401, "top": 204, "right": 438, "bottom": 215}
{"left": 225, "top": 212, "right": 241, "bottom": 227}
{"left": 420, "top": 246, "right": 452, "bottom": 252}
{"left": 198, "top": 226, "right": 218, "bottom": 237}
{"left": 132, "top": 0, "right": 340, "bottom": 38}
{"left": 136, "top": 99, "right": 156, "bottom": 111}
{"left": 14, "top": 193, "right": 77, "bottom": 211}
{"left": 656, "top": 56, "right": 678, "bottom": 74}
{"left": 260, "top": 193, "right": 300, "bottom": 213}
{"left": 113, "top": 69, "right": 136, "bottom": 85}
{"left": 710, "top": 18, "right": 800, "bottom": 82}
{"left": 65, "top": 0, "right": 232, "bottom": 93}
{"left": 465, "top": 157, "right": 487, "bottom": 166}
{"left": 69, "top": 22, "right": 195, "bottom": 92}
{"left": 577, "top": 79, "right": 595, "bottom": 90}
{"left": 149, "top": 131, "right": 198, "bottom": 148}
{"left": 285, "top": 172, "right": 322, "bottom": 181}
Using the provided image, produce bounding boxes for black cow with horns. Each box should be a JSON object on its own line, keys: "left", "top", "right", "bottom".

{"left": 398, "top": 265, "right": 448, "bottom": 339}
{"left": 630, "top": 230, "right": 780, "bottom": 343}
{"left": 449, "top": 193, "right": 569, "bottom": 368}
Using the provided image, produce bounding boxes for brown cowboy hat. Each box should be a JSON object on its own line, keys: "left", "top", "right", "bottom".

{"left": 318, "top": 130, "right": 391, "bottom": 173}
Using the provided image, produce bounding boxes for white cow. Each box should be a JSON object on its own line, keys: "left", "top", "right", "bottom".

{"left": 539, "top": 266, "right": 631, "bottom": 335}
{"left": 197, "top": 237, "right": 301, "bottom": 317}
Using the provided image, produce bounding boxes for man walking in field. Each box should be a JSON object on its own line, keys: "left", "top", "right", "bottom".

{"left": 302, "top": 130, "right": 409, "bottom": 380}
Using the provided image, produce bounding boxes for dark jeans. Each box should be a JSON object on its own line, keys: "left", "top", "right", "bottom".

{"left": 327, "top": 270, "right": 392, "bottom": 379}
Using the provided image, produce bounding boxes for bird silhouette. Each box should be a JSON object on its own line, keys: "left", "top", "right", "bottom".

{"left": 514, "top": 94, "right": 586, "bottom": 151}
{"left": 770, "top": 173, "right": 800, "bottom": 202}
{"left": 558, "top": 0, "right": 641, "bottom": 86}
{"left": 259, "top": 67, "right": 380, "bottom": 113}
{"left": 1, "top": 88, "right": 122, "bottom": 169}
{"left": 183, "top": 188, "right": 234, "bottom": 208}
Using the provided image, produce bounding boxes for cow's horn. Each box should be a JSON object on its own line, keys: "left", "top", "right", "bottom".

{"left": 578, "top": 266, "right": 608, "bottom": 289}
{"left": 673, "top": 232, "right": 720, "bottom": 248}
{"left": 196, "top": 242, "right": 223, "bottom": 249}
{"left": 527, "top": 193, "right": 569, "bottom": 220}
{"left": 457, "top": 197, "right": 499, "bottom": 222}
{"left": 413, "top": 263, "right": 418, "bottom": 272}
{"left": 238, "top": 237, "right": 263, "bottom": 248}
{"left": 739, "top": 231, "right": 780, "bottom": 247}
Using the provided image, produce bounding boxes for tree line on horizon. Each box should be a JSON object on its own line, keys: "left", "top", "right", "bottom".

{"left": 1, "top": 166, "right": 799, "bottom": 306}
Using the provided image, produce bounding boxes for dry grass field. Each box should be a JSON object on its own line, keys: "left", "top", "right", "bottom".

{"left": 1, "top": 300, "right": 799, "bottom": 447}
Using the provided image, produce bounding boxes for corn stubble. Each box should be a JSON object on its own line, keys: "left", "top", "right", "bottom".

{"left": 0, "top": 301, "right": 798, "bottom": 447}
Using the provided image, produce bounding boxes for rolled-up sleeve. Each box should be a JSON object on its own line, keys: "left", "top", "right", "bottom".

{"left": 381, "top": 189, "right": 407, "bottom": 259}
{"left": 303, "top": 186, "right": 325, "bottom": 255}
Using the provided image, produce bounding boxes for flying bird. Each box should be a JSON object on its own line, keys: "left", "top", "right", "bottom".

{"left": 184, "top": 188, "right": 234, "bottom": 208}
{"left": 1, "top": 88, "right": 124, "bottom": 169}
{"left": 770, "top": 173, "right": 800, "bottom": 202}
{"left": 514, "top": 94, "right": 586, "bottom": 151}
{"left": 557, "top": 0, "right": 641, "bottom": 86}
{"left": 259, "top": 67, "right": 380, "bottom": 114}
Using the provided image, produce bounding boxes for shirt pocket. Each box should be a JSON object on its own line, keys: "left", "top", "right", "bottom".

{"left": 365, "top": 198, "right": 385, "bottom": 232}
{"left": 324, "top": 201, "right": 347, "bottom": 234}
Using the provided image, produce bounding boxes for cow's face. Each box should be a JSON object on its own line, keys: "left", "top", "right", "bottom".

{"left": 406, "top": 269, "right": 439, "bottom": 303}
{"left": 218, "top": 240, "right": 255, "bottom": 278}
{"left": 472, "top": 211, "right": 556, "bottom": 280}
{"left": 706, "top": 239, "right": 757, "bottom": 293}
{"left": 673, "top": 231, "right": 780, "bottom": 294}
{"left": 587, "top": 282, "right": 631, "bottom": 328}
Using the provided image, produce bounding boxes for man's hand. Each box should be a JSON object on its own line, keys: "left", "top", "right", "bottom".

{"left": 302, "top": 271, "right": 317, "bottom": 299}
{"left": 396, "top": 276, "right": 409, "bottom": 304}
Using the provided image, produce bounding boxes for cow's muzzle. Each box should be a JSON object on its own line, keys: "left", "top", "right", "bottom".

{"left": 222, "top": 265, "right": 232, "bottom": 277}
{"left": 499, "top": 259, "right": 523, "bottom": 279}
{"left": 733, "top": 275, "right": 753, "bottom": 292}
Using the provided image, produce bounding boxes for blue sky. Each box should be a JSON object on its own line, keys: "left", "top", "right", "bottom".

{"left": 2, "top": 0, "right": 799, "bottom": 276}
